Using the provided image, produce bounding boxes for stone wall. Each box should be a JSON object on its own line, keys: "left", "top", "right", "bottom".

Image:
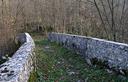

{"left": 0, "top": 33, "right": 35, "bottom": 82}
{"left": 48, "top": 32, "right": 128, "bottom": 75}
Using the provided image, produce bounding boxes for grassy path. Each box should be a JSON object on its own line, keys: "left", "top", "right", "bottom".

{"left": 29, "top": 34, "right": 128, "bottom": 82}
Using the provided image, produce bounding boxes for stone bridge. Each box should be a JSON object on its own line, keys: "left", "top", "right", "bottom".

{"left": 48, "top": 32, "right": 128, "bottom": 75}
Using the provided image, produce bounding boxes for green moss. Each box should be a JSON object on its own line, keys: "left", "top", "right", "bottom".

{"left": 28, "top": 71, "right": 37, "bottom": 82}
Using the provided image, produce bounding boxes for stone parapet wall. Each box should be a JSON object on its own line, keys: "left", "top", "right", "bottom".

{"left": 48, "top": 32, "right": 128, "bottom": 74}
{"left": 0, "top": 33, "right": 35, "bottom": 82}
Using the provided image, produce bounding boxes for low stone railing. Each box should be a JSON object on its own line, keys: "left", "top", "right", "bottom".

{"left": 48, "top": 32, "right": 128, "bottom": 75}
{"left": 0, "top": 33, "right": 35, "bottom": 82}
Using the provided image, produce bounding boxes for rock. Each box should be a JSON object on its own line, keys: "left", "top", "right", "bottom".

{"left": 77, "top": 78, "right": 88, "bottom": 82}
{"left": 2, "top": 56, "right": 7, "bottom": 60}
{"left": 86, "top": 59, "right": 92, "bottom": 66}
{"left": 68, "top": 71, "right": 75, "bottom": 75}
{"left": 106, "top": 69, "right": 113, "bottom": 74}
{"left": 119, "top": 70, "right": 125, "bottom": 75}
{"left": 45, "top": 46, "right": 50, "bottom": 49}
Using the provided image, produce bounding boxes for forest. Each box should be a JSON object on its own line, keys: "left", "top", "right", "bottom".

{"left": 0, "top": 0, "right": 128, "bottom": 56}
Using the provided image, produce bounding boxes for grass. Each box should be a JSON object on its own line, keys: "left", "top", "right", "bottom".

{"left": 29, "top": 33, "right": 128, "bottom": 82}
